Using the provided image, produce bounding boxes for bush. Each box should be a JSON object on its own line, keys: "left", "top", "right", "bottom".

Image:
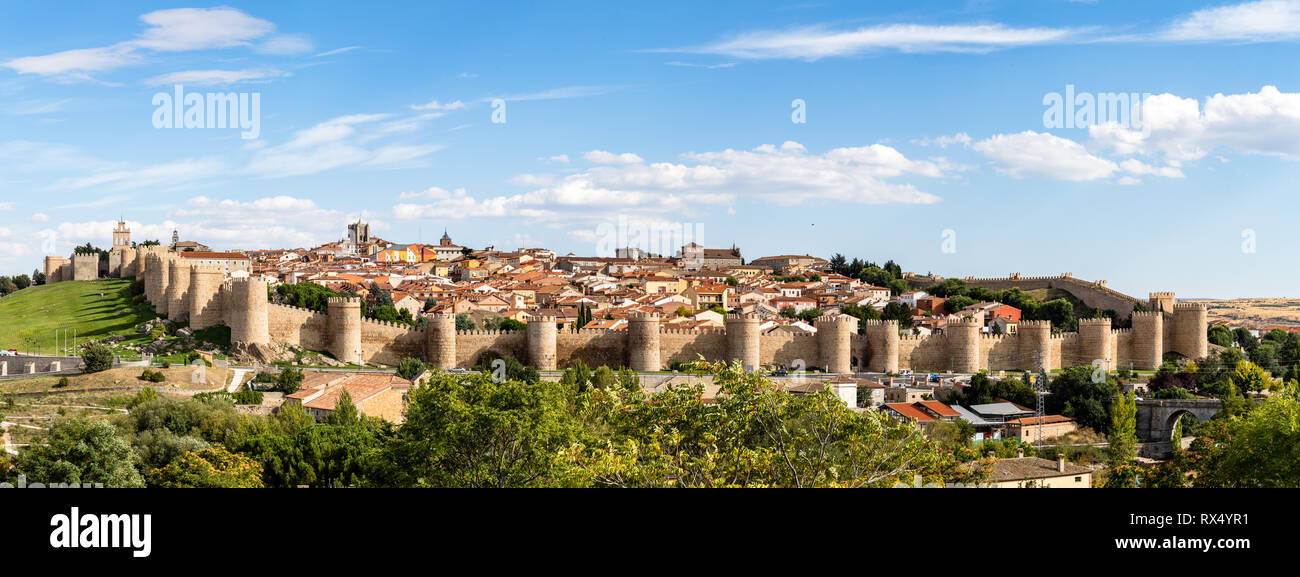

{"left": 139, "top": 369, "right": 166, "bottom": 383}
{"left": 396, "top": 357, "right": 428, "bottom": 381}
{"left": 55, "top": 376, "right": 70, "bottom": 388}
{"left": 80, "top": 343, "right": 115, "bottom": 374}
{"left": 276, "top": 367, "right": 303, "bottom": 394}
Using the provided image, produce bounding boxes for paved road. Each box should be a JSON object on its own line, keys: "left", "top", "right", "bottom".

{"left": 227, "top": 368, "right": 250, "bottom": 393}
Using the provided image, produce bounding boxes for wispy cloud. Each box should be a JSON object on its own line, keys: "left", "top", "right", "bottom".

{"left": 313, "top": 46, "right": 362, "bottom": 58}
{"left": 2, "top": 7, "right": 305, "bottom": 81}
{"left": 144, "top": 68, "right": 290, "bottom": 86}
{"left": 658, "top": 23, "right": 1080, "bottom": 60}
{"left": 480, "top": 85, "right": 623, "bottom": 102}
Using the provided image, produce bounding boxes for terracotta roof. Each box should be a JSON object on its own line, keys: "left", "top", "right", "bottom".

{"left": 916, "top": 400, "right": 960, "bottom": 417}
{"left": 884, "top": 402, "right": 934, "bottom": 422}
{"left": 990, "top": 457, "right": 1091, "bottom": 482}
{"left": 181, "top": 252, "right": 249, "bottom": 259}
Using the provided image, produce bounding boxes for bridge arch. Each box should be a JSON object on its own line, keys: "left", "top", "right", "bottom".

{"left": 1136, "top": 399, "right": 1222, "bottom": 443}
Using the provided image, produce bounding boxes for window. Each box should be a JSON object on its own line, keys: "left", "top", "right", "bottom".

{"left": 1074, "top": 476, "right": 1082, "bottom": 482}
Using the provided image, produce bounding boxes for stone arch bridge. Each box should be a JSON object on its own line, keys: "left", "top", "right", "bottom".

{"left": 1136, "top": 399, "right": 1222, "bottom": 442}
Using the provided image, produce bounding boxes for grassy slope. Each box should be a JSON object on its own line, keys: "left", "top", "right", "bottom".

{"left": 0, "top": 278, "right": 157, "bottom": 354}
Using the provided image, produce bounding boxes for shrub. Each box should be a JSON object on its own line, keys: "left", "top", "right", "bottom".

{"left": 396, "top": 357, "right": 427, "bottom": 381}
{"left": 139, "top": 369, "right": 166, "bottom": 383}
{"left": 80, "top": 343, "right": 115, "bottom": 374}
{"left": 275, "top": 367, "right": 303, "bottom": 394}
{"left": 55, "top": 376, "right": 70, "bottom": 388}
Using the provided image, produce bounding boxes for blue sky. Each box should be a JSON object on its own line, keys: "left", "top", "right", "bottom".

{"left": 2, "top": 1, "right": 1300, "bottom": 298}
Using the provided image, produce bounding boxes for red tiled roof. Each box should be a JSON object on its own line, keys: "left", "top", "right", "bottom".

{"left": 884, "top": 402, "right": 935, "bottom": 422}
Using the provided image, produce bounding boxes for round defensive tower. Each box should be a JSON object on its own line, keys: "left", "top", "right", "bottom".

{"left": 527, "top": 316, "right": 558, "bottom": 370}
{"left": 134, "top": 246, "right": 149, "bottom": 278}
{"left": 154, "top": 255, "right": 173, "bottom": 316}
{"left": 1077, "top": 317, "right": 1114, "bottom": 371}
{"left": 166, "top": 257, "right": 191, "bottom": 322}
{"left": 187, "top": 265, "right": 224, "bottom": 330}
{"left": 1017, "top": 320, "right": 1053, "bottom": 372}
{"left": 868, "top": 319, "right": 901, "bottom": 374}
{"left": 328, "top": 297, "right": 363, "bottom": 365}
{"left": 1172, "top": 302, "right": 1208, "bottom": 360}
{"left": 228, "top": 277, "right": 270, "bottom": 346}
{"left": 627, "top": 311, "right": 662, "bottom": 372}
{"left": 946, "top": 315, "right": 982, "bottom": 373}
{"left": 1130, "top": 311, "right": 1163, "bottom": 370}
{"left": 725, "top": 313, "right": 762, "bottom": 372}
{"left": 425, "top": 313, "right": 458, "bottom": 370}
{"left": 815, "top": 314, "right": 858, "bottom": 374}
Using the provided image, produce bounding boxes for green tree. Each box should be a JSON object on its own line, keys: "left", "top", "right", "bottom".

{"left": 561, "top": 360, "right": 987, "bottom": 488}
{"left": 14, "top": 419, "right": 144, "bottom": 487}
{"left": 1105, "top": 391, "right": 1137, "bottom": 487}
{"left": 455, "top": 313, "right": 477, "bottom": 331}
{"left": 148, "top": 447, "right": 264, "bottom": 488}
{"left": 1046, "top": 365, "right": 1119, "bottom": 432}
{"left": 375, "top": 372, "right": 581, "bottom": 487}
{"left": 326, "top": 390, "right": 361, "bottom": 427}
{"left": 79, "top": 343, "right": 115, "bottom": 374}
{"left": 276, "top": 367, "right": 304, "bottom": 394}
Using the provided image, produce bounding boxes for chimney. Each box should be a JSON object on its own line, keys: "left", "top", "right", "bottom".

{"left": 1016, "top": 447, "right": 1024, "bottom": 459}
{"left": 1057, "top": 454, "right": 1066, "bottom": 473}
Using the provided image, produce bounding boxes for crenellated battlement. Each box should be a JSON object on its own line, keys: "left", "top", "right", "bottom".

{"left": 1173, "top": 302, "right": 1206, "bottom": 311}
{"left": 1078, "top": 318, "right": 1113, "bottom": 327}
{"left": 861, "top": 319, "right": 900, "bottom": 327}
{"left": 327, "top": 296, "right": 362, "bottom": 306}
{"left": 1019, "top": 319, "right": 1052, "bottom": 329}
{"left": 628, "top": 311, "right": 661, "bottom": 321}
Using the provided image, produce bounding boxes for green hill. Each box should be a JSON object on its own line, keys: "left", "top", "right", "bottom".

{"left": 0, "top": 278, "right": 158, "bottom": 354}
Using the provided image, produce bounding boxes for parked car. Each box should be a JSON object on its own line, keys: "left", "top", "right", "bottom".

{"left": 448, "top": 367, "right": 469, "bottom": 374}
{"left": 771, "top": 369, "right": 789, "bottom": 377}
{"left": 0, "top": 350, "right": 16, "bottom": 356}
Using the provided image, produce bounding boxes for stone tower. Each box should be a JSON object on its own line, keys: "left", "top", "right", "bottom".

{"left": 1017, "top": 320, "right": 1054, "bottom": 372}
{"left": 1149, "top": 292, "right": 1176, "bottom": 314}
{"left": 328, "top": 297, "right": 363, "bottom": 365}
{"left": 166, "top": 257, "right": 191, "bottom": 322}
{"left": 113, "top": 220, "right": 130, "bottom": 249}
{"left": 425, "top": 313, "right": 458, "bottom": 370}
{"left": 153, "top": 254, "right": 173, "bottom": 316}
{"left": 815, "top": 314, "right": 858, "bottom": 374}
{"left": 44, "top": 256, "right": 67, "bottom": 284}
{"left": 1077, "top": 317, "right": 1114, "bottom": 371}
{"left": 228, "top": 278, "right": 269, "bottom": 347}
{"left": 863, "top": 319, "right": 900, "bottom": 374}
{"left": 946, "top": 315, "right": 982, "bottom": 373}
{"left": 725, "top": 313, "right": 762, "bottom": 372}
{"left": 188, "top": 265, "right": 225, "bottom": 330}
{"left": 1130, "top": 311, "right": 1163, "bottom": 370}
{"left": 527, "top": 316, "right": 558, "bottom": 370}
{"left": 1172, "top": 302, "right": 1208, "bottom": 360}
{"left": 627, "top": 311, "right": 662, "bottom": 372}
{"left": 71, "top": 252, "right": 99, "bottom": 281}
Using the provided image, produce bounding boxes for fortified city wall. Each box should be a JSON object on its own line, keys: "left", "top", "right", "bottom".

{"left": 132, "top": 254, "right": 1209, "bottom": 373}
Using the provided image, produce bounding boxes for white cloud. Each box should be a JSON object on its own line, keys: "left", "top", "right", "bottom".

{"left": 3, "top": 7, "right": 296, "bottom": 81}
{"left": 256, "top": 34, "right": 315, "bottom": 55}
{"left": 1090, "top": 86, "right": 1300, "bottom": 162}
{"left": 583, "top": 150, "right": 644, "bottom": 165}
{"left": 667, "top": 23, "right": 1078, "bottom": 60}
{"left": 131, "top": 7, "right": 275, "bottom": 52}
{"left": 912, "top": 132, "right": 972, "bottom": 149}
{"left": 1160, "top": 0, "right": 1300, "bottom": 42}
{"left": 144, "top": 68, "right": 289, "bottom": 86}
{"left": 29, "top": 213, "right": 49, "bottom": 223}
{"left": 483, "top": 85, "right": 621, "bottom": 102}
{"left": 313, "top": 46, "right": 362, "bottom": 58}
{"left": 411, "top": 100, "right": 466, "bottom": 111}
{"left": 48, "top": 157, "right": 226, "bottom": 192}
{"left": 245, "top": 113, "right": 440, "bottom": 178}
{"left": 1119, "top": 158, "right": 1184, "bottom": 178}
{"left": 0, "top": 202, "right": 11, "bottom": 211}
{"left": 394, "top": 141, "right": 944, "bottom": 226}
{"left": 974, "top": 131, "right": 1117, "bottom": 181}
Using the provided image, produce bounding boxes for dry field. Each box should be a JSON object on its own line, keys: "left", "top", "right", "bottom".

{"left": 1198, "top": 298, "right": 1300, "bottom": 329}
